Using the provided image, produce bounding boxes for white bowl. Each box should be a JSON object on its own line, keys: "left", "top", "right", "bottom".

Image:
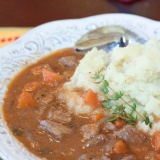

{"left": 0, "top": 13, "right": 160, "bottom": 160}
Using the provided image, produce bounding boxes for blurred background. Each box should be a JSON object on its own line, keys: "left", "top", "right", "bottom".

{"left": 0, "top": 0, "right": 159, "bottom": 47}
{"left": 0, "top": 0, "right": 159, "bottom": 27}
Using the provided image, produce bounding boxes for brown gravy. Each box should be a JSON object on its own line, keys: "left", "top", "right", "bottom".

{"left": 3, "top": 48, "right": 160, "bottom": 160}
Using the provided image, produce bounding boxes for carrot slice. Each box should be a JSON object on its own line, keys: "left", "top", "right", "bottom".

{"left": 17, "top": 91, "right": 35, "bottom": 108}
{"left": 82, "top": 89, "right": 98, "bottom": 108}
{"left": 92, "top": 113, "right": 104, "bottom": 122}
{"left": 42, "top": 68, "right": 64, "bottom": 83}
{"left": 114, "top": 119, "right": 126, "bottom": 128}
{"left": 152, "top": 131, "right": 160, "bottom": 150}
{"left": 113, "top": 140, "right": 128, "bottom": 154}
{"left": 24, "top": 81, "right": 41, "bottom": 92}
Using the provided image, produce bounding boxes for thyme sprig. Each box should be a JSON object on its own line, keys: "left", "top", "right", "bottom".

{"left": 92, "top": 70, "right": 152, "bottom": 128}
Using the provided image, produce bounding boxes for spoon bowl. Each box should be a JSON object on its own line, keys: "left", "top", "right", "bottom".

{"left": 75, "top": 25, "right": 147, "bottom": 53}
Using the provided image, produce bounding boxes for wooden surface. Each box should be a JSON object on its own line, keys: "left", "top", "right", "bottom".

{"left": 0, "top": 0, "right": 159, "bottom": 27}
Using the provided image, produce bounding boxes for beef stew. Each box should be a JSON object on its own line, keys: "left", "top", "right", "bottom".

{"left": 3, "top": 48, "right": 160, "bottom": 160}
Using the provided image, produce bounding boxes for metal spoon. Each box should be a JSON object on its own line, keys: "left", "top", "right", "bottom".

{"left": 74, "top": 25, "right": 147, "bottom": 53}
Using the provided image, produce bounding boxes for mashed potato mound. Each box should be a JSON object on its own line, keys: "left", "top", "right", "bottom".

{"left": 60, "top": 38, "right": 160, "bottom": 135}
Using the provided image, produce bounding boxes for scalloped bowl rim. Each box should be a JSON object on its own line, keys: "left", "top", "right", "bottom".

{"left": 0, "top": 13, "right": 160, "bottom": 160}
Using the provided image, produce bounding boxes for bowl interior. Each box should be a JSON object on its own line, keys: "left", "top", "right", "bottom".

{"left": 0, "top": 14, "right": 160, "bottom": 160}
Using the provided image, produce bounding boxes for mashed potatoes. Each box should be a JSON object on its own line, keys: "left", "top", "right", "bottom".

{"left": 60, "top": 38, "right": 160, "bottom": 135}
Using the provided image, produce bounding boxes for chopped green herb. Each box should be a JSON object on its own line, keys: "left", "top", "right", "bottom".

{"left": 143, "top": 114, "right": 152, "bottom": 128}
{"left": 92, "top": 70, "right": 152, "bottom": 128}
{"left": 12, "top": 128, "right": 23, "bottom": 136}
{"left": 100, "top": 80, "right": 109, "bottom": 94}
{"left": 103, "top": 101, "right": 112, "bottom": 109}
{"left": 130, "top": 103, "right": 136, "bottom": 115}
{"left": 106, "top": 117, "right": 117, "bottom": 122}
{"left": 112, "top": 91, "right": 123, "bottom": 100}
{"left": 91, "top": 69, "right": 105, "bottom": 84}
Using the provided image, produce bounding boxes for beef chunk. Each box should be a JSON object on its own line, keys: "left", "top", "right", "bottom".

{"left": 101, "top": 122, "right": 116, "bottom": 132}
{"left": 47, "top": 109, "right": 72, "bottom": 123}
{"left": 80, "top": 124, "right": 100, "bottom": 140}
{"left": 40, "top": 120, "right": 72, "bottom": 139}
{"left": 59, "top": 56, "right": 78, "bottom": 68}
{"left": 103, "top": 138, "right": 118, "bottom": 153}
{"left": 34, "top": 85, "right": 55, "bottom": 104}
{"left": 115, "top": 125, "right": 148, "bottom": 145}
{"left": 84, "top": 134, "right": 106, "bottom": 148}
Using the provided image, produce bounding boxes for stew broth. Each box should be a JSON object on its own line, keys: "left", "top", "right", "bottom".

{"left": 3, "top": 48, "right": 160, "bottom": 160}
